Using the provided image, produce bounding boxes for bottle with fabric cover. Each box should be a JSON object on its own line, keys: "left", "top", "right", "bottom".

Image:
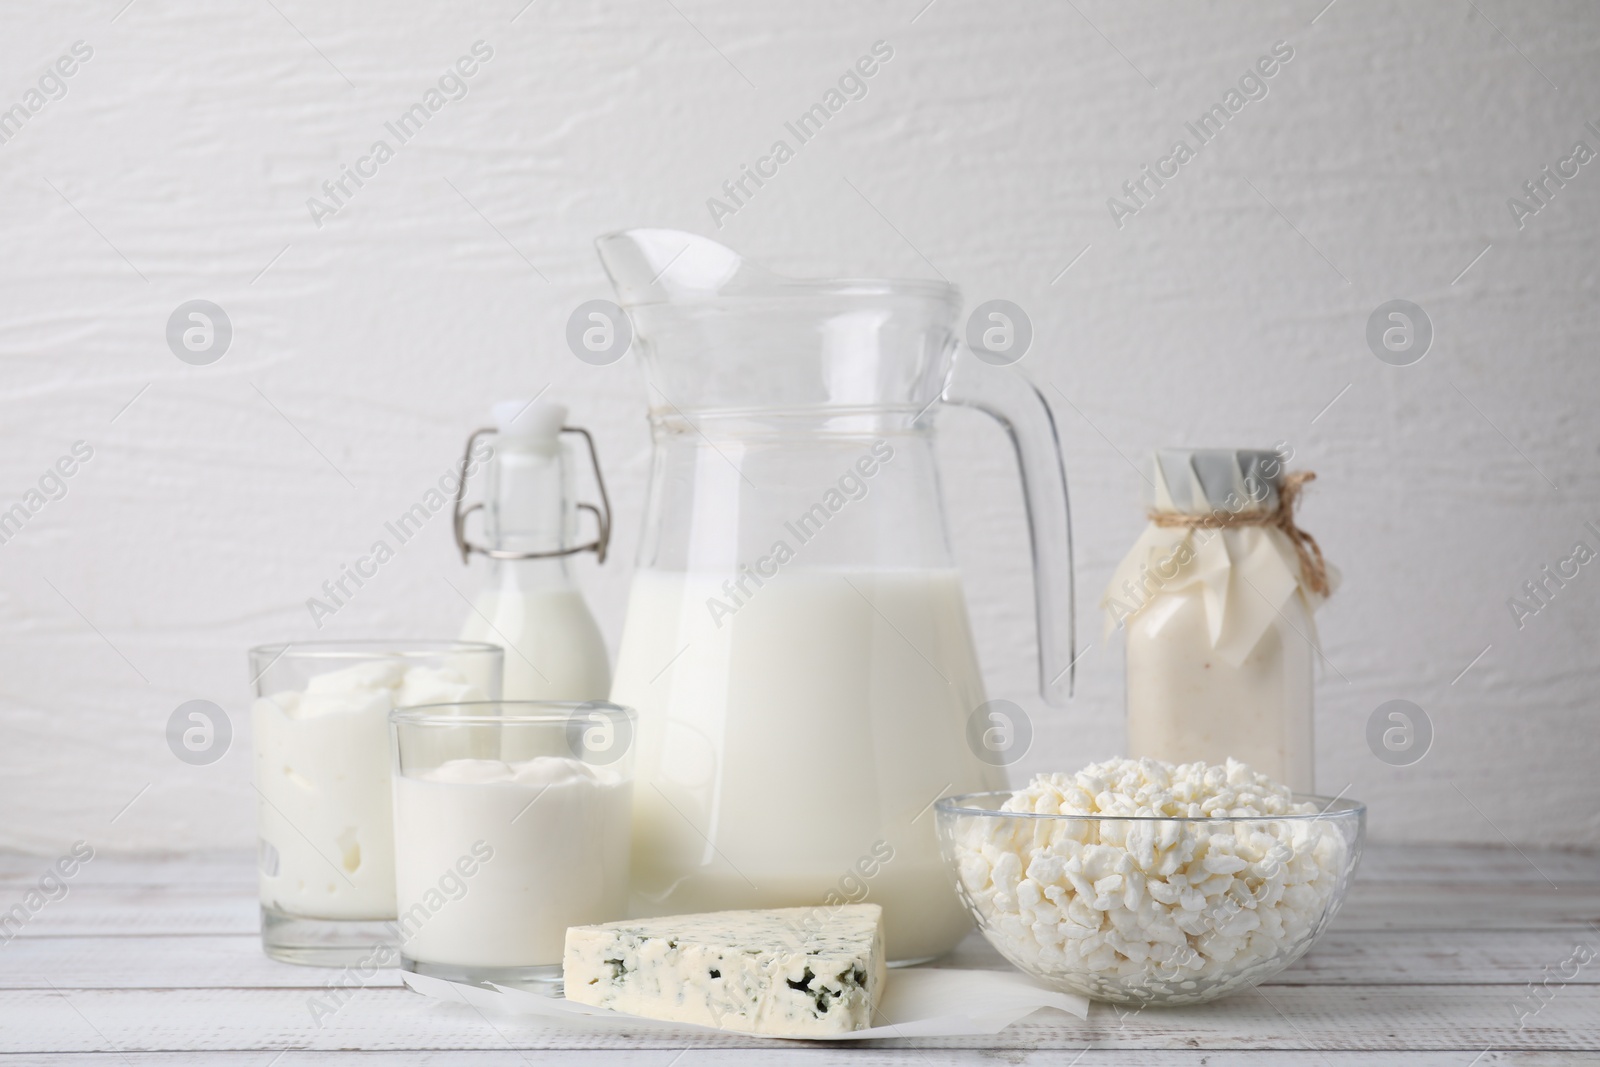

{"left": 1101, "top": 448, "right": 1335, "bottom": 792}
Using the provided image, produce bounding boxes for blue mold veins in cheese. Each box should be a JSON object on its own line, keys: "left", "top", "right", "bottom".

{"left": 561, "top": 904, "right": 886, "bottom": 1036}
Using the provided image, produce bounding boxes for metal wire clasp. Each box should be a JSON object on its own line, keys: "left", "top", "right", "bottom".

{"left": 451, "top": 425, "right": 613, "bottom": 565}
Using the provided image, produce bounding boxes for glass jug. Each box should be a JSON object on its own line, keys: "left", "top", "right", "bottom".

{"left": 598, "top": 230, "right": 1076, "bottom": 962}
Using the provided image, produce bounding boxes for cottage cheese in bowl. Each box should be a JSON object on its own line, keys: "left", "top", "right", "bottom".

{"left": 936, "top": 757, "right": 1363, "bottom": 1004}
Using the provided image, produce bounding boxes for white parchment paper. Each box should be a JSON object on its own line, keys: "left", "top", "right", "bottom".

{"left": 402, "top": 967, "right": 1088, "bottom": 1040}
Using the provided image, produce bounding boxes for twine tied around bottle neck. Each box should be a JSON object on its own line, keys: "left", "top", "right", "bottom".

{"left": 1146, "top": 470, "right": 1331, "bottom": 597}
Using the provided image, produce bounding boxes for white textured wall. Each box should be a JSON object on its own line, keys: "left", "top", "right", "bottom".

{"left": 2, "top": 0, "right": 1597, "bottom": 855}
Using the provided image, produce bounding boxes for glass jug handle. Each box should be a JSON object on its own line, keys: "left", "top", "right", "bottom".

{"left": 941, "top": 352, "right": 1077, "bottom": 705}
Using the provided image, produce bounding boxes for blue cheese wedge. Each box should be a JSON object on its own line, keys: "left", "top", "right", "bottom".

{"left": 562, "top": 904, "right": 886, "bottom": 1036}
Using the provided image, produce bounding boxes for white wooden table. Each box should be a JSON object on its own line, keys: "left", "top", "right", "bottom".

{"left": 2, "top": 844, "right": 1597, "bottom": 1064}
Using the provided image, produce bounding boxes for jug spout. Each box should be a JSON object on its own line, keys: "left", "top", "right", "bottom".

{"left": 596, "top": 230, "right": 754, "bottom": 305}
{"left": 594, "top": 229, "right": 963, "bottom": 415}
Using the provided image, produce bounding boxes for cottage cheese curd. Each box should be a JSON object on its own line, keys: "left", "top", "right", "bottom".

{"left": 950, "top": 758, "right": 1347, "bottom": 1002}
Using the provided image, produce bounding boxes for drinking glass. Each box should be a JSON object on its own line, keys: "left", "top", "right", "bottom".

{"left": 248, "top": 639, "right": 502, "bottom": 966}
{"left": 390, "top": 700, "right": 635, "bottom": 989}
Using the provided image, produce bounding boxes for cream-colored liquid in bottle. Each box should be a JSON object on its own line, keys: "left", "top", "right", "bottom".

{"left": 609, "top": 566, "right": 1005, "bottom": 964}
{"left": 1107, "top": 448, "right": 1327, "bottom": 794}
{"left": 1125, "top": 587, "right": 1313, "bottom": 790}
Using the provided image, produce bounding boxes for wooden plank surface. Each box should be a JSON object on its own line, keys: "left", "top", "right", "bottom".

{"left": 4, "top": 1055, "right": 1593, "bottom": 1066}
{"left": 0, "top": 845, "right": 1595, "bottom": 1061}
{"left": 7, "top": 877, "right": 1597, "bottom": 938}
{"left": 2, "top": 927, "right": 1596, "bottom": 990}
{"left": 0, "top": 985, "right": 1595, "bottom": 1053}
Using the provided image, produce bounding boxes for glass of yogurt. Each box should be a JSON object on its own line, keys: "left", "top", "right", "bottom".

{"left": 248, "top": 640, "right": 503, "bottom": 966}
{"left": 389, "top": 700, "right": 635, "bottom": 989}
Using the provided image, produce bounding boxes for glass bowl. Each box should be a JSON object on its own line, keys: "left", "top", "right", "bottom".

{"left": 934, "top": 791, "right": 1364, "bottom": 1006}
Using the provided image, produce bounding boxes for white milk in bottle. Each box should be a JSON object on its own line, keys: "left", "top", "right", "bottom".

{"left": 458, "top": 401, "right": 611, "bottom": 701}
